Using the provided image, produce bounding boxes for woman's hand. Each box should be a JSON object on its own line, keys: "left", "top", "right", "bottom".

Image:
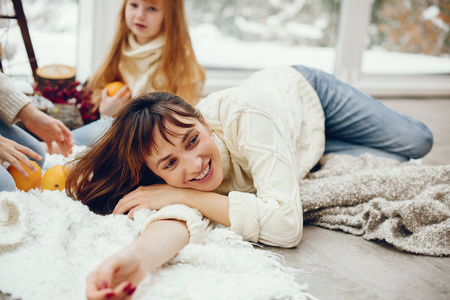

{"left": 112, "top": 184, "right": 231, "bottom": 227}
{"left": 99, "top": 85, "right": 132, "bottom": 117}
{"left": 86, "top": 220, "right": 189, "bottom": 299}
{"left": 86, "top": 248, "right": 142, "bottom": 300}
{"left": 18, "top": 103, "right": 74, "bottom": 157}
{"left": 0, "top": 134, "right": 42, "bottom": 177}
{"left": 113, "top": 184, "right": 184, "bottom": 218}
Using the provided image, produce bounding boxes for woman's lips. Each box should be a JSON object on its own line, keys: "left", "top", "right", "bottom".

{"left": 191, "top": 160, "right": 213, "bottom": 183}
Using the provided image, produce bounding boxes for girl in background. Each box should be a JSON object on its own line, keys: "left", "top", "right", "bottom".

{"left": 71, "top": 0, "right": 205, "bottom": 146}
{"left": 66, "top": 66, "right": 432, "bottom": 299}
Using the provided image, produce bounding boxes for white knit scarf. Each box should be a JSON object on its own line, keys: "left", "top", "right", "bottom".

{"left": 118, "top": 33, "right": 165, "bottom": 97}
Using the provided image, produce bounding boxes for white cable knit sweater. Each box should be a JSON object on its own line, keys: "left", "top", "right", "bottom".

{"left": 0, "top": 72, "right": 31, "bottom": 125}
{"left": 142, "top": 67, "right": 325, "bottom": 247}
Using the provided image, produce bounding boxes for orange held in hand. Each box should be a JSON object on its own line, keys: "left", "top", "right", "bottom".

{"left": 41, "top": 165, "right": 70, "bottom": 191}
{"left": 106, "top": 81, "right": 126, "bottom": 97}
{"left": 7, "top": 161, "right": 42, "bottom": 192}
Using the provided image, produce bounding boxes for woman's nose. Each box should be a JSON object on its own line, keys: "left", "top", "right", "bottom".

{"left": 185, "top": 155, "right": 202, "bottom": 174}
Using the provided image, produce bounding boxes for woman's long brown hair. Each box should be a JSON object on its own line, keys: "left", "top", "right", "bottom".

{"left": 87, "top": 0, "right": 205, "bottom": 106}
{"left": 65, "top": 92, "right": 204, "bottom": 215}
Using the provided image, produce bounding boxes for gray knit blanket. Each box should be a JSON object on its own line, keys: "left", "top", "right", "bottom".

{"left": 301, "top": 153, "right": 450, "bottom": 256}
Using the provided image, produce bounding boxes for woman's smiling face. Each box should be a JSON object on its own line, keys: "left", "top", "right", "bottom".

{"left": 145, "top": 117, "right": 223, "bottom": 192}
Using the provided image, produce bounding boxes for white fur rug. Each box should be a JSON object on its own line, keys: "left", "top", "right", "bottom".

{"left": 0, "top": 147, "right": 312, "bottom": 300}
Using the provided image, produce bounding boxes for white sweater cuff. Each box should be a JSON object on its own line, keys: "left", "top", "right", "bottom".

{"left": 140, "top": 204, "right": 211, "bottom": 244}
{"left": 228, "top": 191, "right": 260, "bottom": 243}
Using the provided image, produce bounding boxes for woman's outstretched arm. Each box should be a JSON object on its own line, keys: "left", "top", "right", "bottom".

{"left": 86, "top": 220, "right": 189, "bottom": 300}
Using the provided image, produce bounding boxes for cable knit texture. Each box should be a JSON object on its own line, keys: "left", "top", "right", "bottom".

{"left": 0, "top": 72, "right": 31, "bottom": 125}
{"left": 197, "top": 67, "right": 325, "bottom": 247}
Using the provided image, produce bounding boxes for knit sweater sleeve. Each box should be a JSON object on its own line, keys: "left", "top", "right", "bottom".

{"left": 226, "top": 100, "right": 303, "bottom": 248}
{"left": 0, "top": 72, "right": 31, "bottom": 125}
{"left": 140, "top": 204, "right": 212, "bottom": 244}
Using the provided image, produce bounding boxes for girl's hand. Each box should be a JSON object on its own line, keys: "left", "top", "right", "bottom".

{"left": 99, "top": 85, "right": 132, "bottom": 117}
{"left": 113, "top": 184, "right": 185, "bottom": 218}
{"left": 86, "top": 248, "right": 144, "bottom": 300}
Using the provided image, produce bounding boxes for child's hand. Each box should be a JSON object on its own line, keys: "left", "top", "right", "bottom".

{"left": 86, "top": 248, "right": 144, "bottom": 299}
{"left": 99, "top": 85, "right": 132, "bottom": 117}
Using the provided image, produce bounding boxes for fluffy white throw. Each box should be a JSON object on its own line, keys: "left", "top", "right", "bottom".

{"left": 0, "top": 148, "right": 312, "bottom": 300}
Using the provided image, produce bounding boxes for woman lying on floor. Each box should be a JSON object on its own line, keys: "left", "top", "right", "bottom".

{"left": 66, "top": 66, "right": 433, "bottom": 299}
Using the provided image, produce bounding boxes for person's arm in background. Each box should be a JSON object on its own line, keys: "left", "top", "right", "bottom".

{"left": 85, "top": 220, "right": 189, "bottom": 300}
{"left": 0, "top": 72, "right": 74, "bottom": 158}
{"left": 17, "top": 103, "right": 73, "bottom": 157}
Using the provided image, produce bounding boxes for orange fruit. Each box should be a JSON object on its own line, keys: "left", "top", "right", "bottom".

{"left": 7, "top": 161, "right": 42, "bottom": 192}
{"left": 106, "top": 81, "right": 126, "bottom": 97}
{"left": 41, "top": 165, "right": 70, "bottom": 191}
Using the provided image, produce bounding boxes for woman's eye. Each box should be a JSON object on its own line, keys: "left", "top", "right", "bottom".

{"left": 149, "top": 6, "right": 157, "bottom": 11}
{"left": 164, "top": 159, "right": 176, "bottom": 170}
{"left": 189, "top": 135, "right": 199, "bottom": 147}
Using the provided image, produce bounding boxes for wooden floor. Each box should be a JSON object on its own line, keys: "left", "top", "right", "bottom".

{"left": 268, "top": 97, "right": 450, "bottom": 300}
{"left": 1, "top": 98, "right": 449, "bottom": 300}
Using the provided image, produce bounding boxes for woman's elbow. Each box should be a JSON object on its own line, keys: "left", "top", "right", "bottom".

{"left": 281, "top": 224, "right": 303, "bottom": 248}
{"left": 261, "top": 220, "right": 303, "bottom": 248}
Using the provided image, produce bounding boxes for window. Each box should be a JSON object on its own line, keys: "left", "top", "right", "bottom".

{"left": 363, "top": 0, "right": 450, "bottom": 75}
{"left": 0, "top": 0, "right": 78, "bottom": 77}
{"left": 187, "top": 0, "right": 341, "bottom": 72}
{"left": 335, "top": 0, "right": 450, "bottom": 97}
{"left": 3, "top": 0, "right": 449, "bottom": 96}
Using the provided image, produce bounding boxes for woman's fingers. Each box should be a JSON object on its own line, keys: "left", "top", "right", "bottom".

{"left": 5, "top": 145, "right": 41, "bottom": 177}
{"left": 127, "top": 207, "right": 138, "bottom": 219}
{"left": 112, "top": 195, "right": 139, "bottom": 215}
{"left": 112, "top": 281, "right": 136, "bottom": 299}
{"left": 86, "top": 271, "right": 115, "bottom": 300}
{"left": 16, "top": 143, "right": 42, "bottom": 162}
{"left": 8, "top": 158, "right": 30, "bottom": 177}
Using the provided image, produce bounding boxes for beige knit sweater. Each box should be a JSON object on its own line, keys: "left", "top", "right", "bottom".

{"left": 141, "top": 67, "right": 325, "bottom": 247}
{"left": 0, "top": 72, "right": 31, "bottom": 125}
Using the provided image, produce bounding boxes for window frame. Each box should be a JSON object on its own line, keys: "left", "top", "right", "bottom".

{"left": 335, "top": 0, "right": 450, "bottom": 97}
{"left": 77, "top": 0, "right": 450, "bottom": 96}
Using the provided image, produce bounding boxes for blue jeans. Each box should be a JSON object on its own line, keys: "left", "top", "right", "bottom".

{"left": 72, "top": 117, "right": 114, "bottom": 146}
{"left": 293, "top": 66, "right": 433, "bottom": 162}
{"left": 0, "top": 120, "right": 45, "bottom": 191}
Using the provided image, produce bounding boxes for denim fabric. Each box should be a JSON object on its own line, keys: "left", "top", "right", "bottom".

{"left": 0, "top": 119, "right": 45, "bottom": 191}
{"left": 293, "top": 66, "right": 433, "bottom": 162}
{"left": 72, "top": 117, "right": 114, "bottom": 146}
